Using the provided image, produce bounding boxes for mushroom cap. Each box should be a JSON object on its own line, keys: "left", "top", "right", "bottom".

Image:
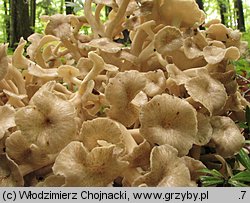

{"left": 122, "top": 140, "right": 151, "bottom": 168}
{"left": 210, "top": 116, "right": 245, "bottom": 158}
{"left": 203, "top": 46, "right": 240, "bottom": 64}
{"left": 154, "top": 26, "right": 183, "bottom": 55}
{"left": 0, "top": 154, "right": 24, "bottom": 186}
{"left": 0, "top": 43, "right": 9, "bottom": 81}
{"left": 0, "top": 105, "right": 15, "bottom": 140}
{"left": 206, "top": 23, "right": 229, "bottom": 41}
{"left": 57, "top": 65, "right": 81, "bottom": 79}
{"left": 12, "top": 38, "right": 30, "bottom": 69}
{"left": 52, "top": 141, "right": 128, "bottom": 186}
{"left": 203, "top": 19, "right": 221, "bottom": 28}
{"left": 139, "top": 94, "right": 198, "bottom": 156}
{"left": 158, "top": 0, "right": 205, "bottom": 28}
{"left": 42, "top": 14, "right": 71, "bottom": 38}
{"left": 79, "top": 117, "right": 125, "bottom": 152}
{"left": 194, "top": 112, "right": 213, "bottom": 146}
{"left": 6, "top": 131, "right": 50, "bottom": 165}
{"left": 185, "top": 73, "right": 227, "bottom": 115}
{"left": 28, "top": 62, "right": 58, "bottom": 78}
{"left": 143, "top": 69, "right": 167, "bottom": 97}
{"left": 27, "top": 33, "right": 43, "bottom": 60}
{"left": 166, "top": 64, "right": 190, "bottom": 85}
{"left": 183, "top": 37, "right": 203, "bottom": 59}
{"left": 105, "top": 70, "right": 146, "bottom": 127}
{"left": 181, "top": 156, "right": 206, "bottom": 181}
{"left": 15, "top": 90, "right": 77, "bottom": 154}
{"left": 85, "top": 38, "right": 123, "bottom": 53}
{"left": 132, "top": 144, "right": 193, "bottom": 187}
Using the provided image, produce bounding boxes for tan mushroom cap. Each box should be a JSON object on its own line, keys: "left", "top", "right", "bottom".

{"left": 206, "top": 23, "right": 229, "bottom": 41}
{"left": 133, "top": 144, "right": 194, "bottom": 187}
{"left": 166, "top": 64, "right": 190, "bottom": 85}
{"left": 203, "top": 46, "right": 240, "bottom": 64}
{"left": 143, "top": 69, "right": 167, "bottom": 97}
{"left": 79, "top": 118, "right": 128, "bottom": 153}
{"left": 57, "top": 65, "right": 81, "bottom": 84}
{"left": 85, "top": 38, "right": 123, "bottom": 53}
{"left": 42, "top": 14, "right": 71, "bottom": 38}
{"left": 28, "top": 62, "right": 58, "bottom": 78}
{"left": 139, "top": 94, "right": 198, "bottom": 156}
{"left": 15, "top": 90, "right": 77, "bottom": 154}
{"left": 185, "top": 73, "right": 227, "bottom": 116}
{"left": 183, "top": 37, "right": 203, "bottom": 59}
{"left": 203, "top": 19, "right": 221, "bottom": 28}
{"left": 52, "top": 141, "right": 128, "bottom": 186}
{"left": 122, "top": 140, "right": 151, "bottom": 168}
{"left": 27, "top": 33, "right": 43, "bottom": 60}
{"left": 194, "top": 112, "right": 213, "bottom": 146}
{"left": 0, "top": 43, "right": 8, "bottom": 81}
{"left": 12, "top": 38, "right": 30, "bottom": 69}
{"left": 181, "top": 156, "right": 206, "bottom": 181}
{"left": 158, "top": 0, "right": 205, "bottom": 28}
{"left": 105, "top": 70, "right": 146, "bottom": 127}
{"left": 0, "top": 105, "right": 15, "bottom": 140}
{"left": 154, "top": 26, "right": 183, "bottom": 55}
{"left": 5, "top": 130, "right": 50, "bottom": 166}
{"left": 0, "top": 154, "right": 24, "bottom": 186}
{"left": 210, "top": 116, "right": 245, "bottom": 158}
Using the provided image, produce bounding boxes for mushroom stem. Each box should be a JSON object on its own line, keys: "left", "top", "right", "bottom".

{"left": 128, "top": 129, "right": 143, "bottom": 144}
{"left": 84, "top": 0, "right": 104, "bottom": 38}
{"left": 0, "top": 79, "right": 12, "bottom": 92}
{"left": 61, "top": 38, "right": 81, "bottom": 61}
{"left": 19, "top": 153, "right": 58, "bottom": 176}
{"left": 95, "top": 4, "right": 104, "bottom": 29}
{"left": 104, "top": 0, "right": 130, "bottom": 38}
{"left": 83, "top": 52, "right": 105, "bottom": 83}
{"left": 122, "top": 167, "right": 142, "bottom": 186}
{"left": 130, "top": 29, "right": 148, "bottom": 56}
{"left": 189, "top": 145, "right": 201, "bottom": 160}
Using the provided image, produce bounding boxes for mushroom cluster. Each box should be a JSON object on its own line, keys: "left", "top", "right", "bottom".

{"left": 0, "top": 0, "right": 249, "bottom": 187}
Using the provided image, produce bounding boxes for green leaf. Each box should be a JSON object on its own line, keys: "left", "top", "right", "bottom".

{"left": 228, "top": 179, "right": 249, "bottom": 187}
{"left": 230, "top": 171, "right": 250, "bottom": 182}
{"left": 200, "top": 176, "right": 224, "bottom": 187}
{"left": 245, "top": 140, "right": 250, "bottom": 144}
{"left": 198, "top": 168, "right": 224, "bottom": 178}
{"left": 236, "top": 149, "right": 250, "bottom": 171}
{"left": 238, "top": 122, "right": 248, "bottom": 129}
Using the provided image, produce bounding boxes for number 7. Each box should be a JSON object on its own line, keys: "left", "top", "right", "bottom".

{"left": 241, "top": 191, "right": 246, "bottom": 199}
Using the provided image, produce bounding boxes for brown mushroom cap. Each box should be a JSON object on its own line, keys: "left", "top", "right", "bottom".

{"left": 158, "top": 0, "right": 205, "bottom": 28}
{"left": 210, "top": 116, "right": 245, "bottom": 158}
{"left": 139, "top": 94, "right": 198, "bottom": 156}
{"left": 105, "top": 70, "right": 146, "bottom": 127}
{"left": 185, "top": 73, "right": 227, "bottom": 115}
{"left": 194, "top": 112, "right": 213, "bottom": 146}
{"left": 0, "top": 105, "right": 16, "bottom": 140}
{"left": 52, "top": 141, "right": 128, "bottom": 186}
{"left": 133, "top": 144, "right": 193, "bottom": 187}
{"left": 15, "top": 90, "right": 77, "bottom": 154}
{"left": 0, "top": 154, "right": 24, "bottom": 186}
{"left": 6, "top": 130, "right": 50, "bottom": 166}
{"left": 183, "top": 37, "right": 203, "bottom": 59}
{"left": 154, "top": 26, "right": 183, "bottom": 55}
{"left": 85, "top": 38, "right": 123, "bottom": 53}
{"left": 42, "top": 14, "right": 72, "bottom": 38}
{"left": 143, "top": 69, "right": 167, "bottom": 97}
{"left": 79, "top": 117, "right": 126, "bottom": 152}
{"left": 203, "top": 46, "right": 240, "bottom": 64}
